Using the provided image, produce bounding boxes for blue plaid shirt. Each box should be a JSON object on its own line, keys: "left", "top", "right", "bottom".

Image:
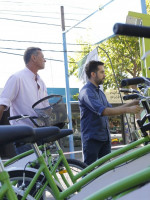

{"left": 78, "top": 81, "right": 112, "bottom": 143}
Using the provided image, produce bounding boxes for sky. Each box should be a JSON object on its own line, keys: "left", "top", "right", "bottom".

{"left": 0, "top": 0, "right": 143, "bottom": 89}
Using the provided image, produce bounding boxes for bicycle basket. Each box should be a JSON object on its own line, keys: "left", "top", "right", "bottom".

{"left": 32, "top": 95, "right": 69, "bottom": 127}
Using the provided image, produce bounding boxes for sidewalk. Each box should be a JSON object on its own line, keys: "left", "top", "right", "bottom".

{"left": 63, "top": 145, "right": 126, "bottom": 162}
{"left": 63, "top": 146, "right": 83, "bottom": 162}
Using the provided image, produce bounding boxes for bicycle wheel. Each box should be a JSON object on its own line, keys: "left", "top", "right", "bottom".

{"left": 1, "top": 184, "right": 35, "bottom": 200}
{"left": 8, "top": 169, "right": 62, "bottom": 200}
{"left": 66, "top": 158, "right": 87, "bottom": 173}
{"left": 57, "top": 158, "right": 87, "bottom": 189}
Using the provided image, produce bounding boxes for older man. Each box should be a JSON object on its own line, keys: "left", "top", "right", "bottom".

{"left": 0, "top": 47, "right": 48, "bottom": 154}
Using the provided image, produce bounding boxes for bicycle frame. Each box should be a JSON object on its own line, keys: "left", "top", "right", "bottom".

{"left": 4, "top": 91, "right": 150, "bottom": 199}
{"left": 4, "top": 133, "right": 150, "bottom": 200}
{"left": 14, "top": 138, "right": 150, "bottom": 199}
{"left": 0, "top": 157, "right": 18, "bottom": 200}
{"left": 3, "top": 74, "right": 150, "bottom": 199}
{"left": 58, "top": 142, "right": 150, "bottom": 199}
{"left": 85, "top": 166, "right": 150, "bottom": 200}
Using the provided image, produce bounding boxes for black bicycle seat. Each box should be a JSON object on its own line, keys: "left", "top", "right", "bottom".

{"left": 0, "top": 125, "right": 35, "bottom": 145}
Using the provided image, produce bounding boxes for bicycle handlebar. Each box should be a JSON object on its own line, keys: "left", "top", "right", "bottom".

{"left": 8, "top": 115, "right": 38, "bottom": 121}
{"left": 123, "top": 94, "right": 140, "bottom": 101}
{"left": 113, "top": 23, "right": 150, "bottom": 39}
{"left": 119, "top": 88, "right": 139, "bottom": 94}
{"left": 121, "top": 77, "right": 147, "bottom": 87}
{"left": 8, "top": 115, "right": 23, "bottom": 120}
{"left": 8, "top": 115, "right": 40, "bottom": 127}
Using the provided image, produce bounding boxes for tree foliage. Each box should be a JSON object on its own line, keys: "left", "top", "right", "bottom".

{"left": 68, "top": 40, "right": 93, "bottom": 77}
{"left": 68, "top": 35, "right": 141, "bottom": 90}
{"left": 98, "top": 36, "right": 141, "bottom": 90}
{"left": 146, "top": 0, "right": 150, "bottom": 14}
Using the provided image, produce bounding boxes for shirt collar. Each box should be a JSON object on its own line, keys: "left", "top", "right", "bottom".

{"left": 24, "top": 67, "right": 40, "bottom": 80}
{"left": 87, "top": 81, "right": 100, "bottom": 91}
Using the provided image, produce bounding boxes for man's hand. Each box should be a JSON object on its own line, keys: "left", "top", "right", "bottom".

{"left": 132, "top": 99, "right": 140, "bottom": 105}
{"left": 125, "top": 99, "right": 140, "bottom": 107}
{"left": 0, "top": 105, "right": 6, "bottom": 120}
{"left": 129, "top": 105, "right": 142, "bottom": 114}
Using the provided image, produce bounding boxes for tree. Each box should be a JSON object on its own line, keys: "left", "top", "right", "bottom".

{"left": 146, "top": 0, "right": 150, "bottom": 14}
{"left": 68, "top": 40, "right": 93, "bottom": 77}
{"left": 98, "top": 35, "right": 141, "bottom": 90}
{"left": 68, "top": 35, "right": 141, "bottom": 90}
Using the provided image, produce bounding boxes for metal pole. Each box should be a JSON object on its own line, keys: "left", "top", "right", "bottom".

{"left": 61, "top": 6, "right": 74, "bottom": 158}
{"left": 60, "top": 1, "right": 116, "bottom": 158}
{"left": 141, "top": 0, "right": 147, "bottom": 14}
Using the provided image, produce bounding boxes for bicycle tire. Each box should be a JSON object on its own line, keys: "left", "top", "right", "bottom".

{"left": 57, "top": 158, "right": 87, "bottom": 189}
{"left": 1, "top": 185, "right": 36, "bottom": 200}
{"left": 65, "top": 158, "right": 87, "bottom": 171}
{"left": 8, "top": 159, "right": 87, "bottom": 199}
{"left": 8, "top": 169, "right": 62, "bottom": 200}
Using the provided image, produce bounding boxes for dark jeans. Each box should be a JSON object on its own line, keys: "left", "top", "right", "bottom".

{"left": 15, "top": 144, "right": 32, "bottom": 155}
{"left": 0, "top": 143, "right": 16, "bottom": 159}
{"left": 83, "top": 139, "right": 111, "bottom": 165}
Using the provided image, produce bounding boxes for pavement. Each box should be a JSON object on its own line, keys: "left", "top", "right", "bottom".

{"left": 60, "top": 135, "right": 126, "bottom": 162}
{"left": 62, "top": 144, "right": 126, "bottom": 162}
{"left": 63, "top": 146, "right": 83, "bottom": 161}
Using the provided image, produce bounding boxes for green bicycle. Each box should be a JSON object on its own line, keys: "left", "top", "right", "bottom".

{"left": 4, "top": 79, "right": 150, "bottom": 199}
{"left": 0, "top": 125, "right": 36, "bottom": 200}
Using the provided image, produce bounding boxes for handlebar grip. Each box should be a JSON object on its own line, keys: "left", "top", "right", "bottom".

{"left": 8, "top": 115, "right": 23, "bottom": 120}
{"left": 113, "top": 23, "right": 150, "bottom": 38}
{"left": 119, "top": 88, "right": 139, "bottom": 93}
{"left": 123, "top": 94, "right": 139, "bottom": 100}
{"left": 121, "top": 77, "right": 145, "bottom": 86}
